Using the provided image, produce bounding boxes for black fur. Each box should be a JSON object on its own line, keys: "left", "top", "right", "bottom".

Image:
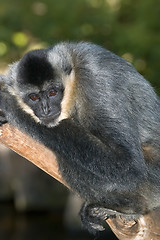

{"left": 17, "top": 49, "right": 54, "bottom": 86}
{"left": 1, "top": 42, "right": 160, "bottom": 234}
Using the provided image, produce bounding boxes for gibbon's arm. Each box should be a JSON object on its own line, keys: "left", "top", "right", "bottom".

{"left": 0, "top": 123, "right": 160, "bottom": 240}
{"left": 0, "top": 123, "right": 66, "bottom": 186}
{"left": 1, "top": 76, "right": 160, "bottom": 239}
{"left": 0, "top": 86, "right": 146, "bottom": 197}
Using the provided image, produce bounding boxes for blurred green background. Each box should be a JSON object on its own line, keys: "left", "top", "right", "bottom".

{"left": 0, "top": 0, "right": 160, "bottom": 239}
{"left": 0, "top": 0, "right": 160, "bottom": 89}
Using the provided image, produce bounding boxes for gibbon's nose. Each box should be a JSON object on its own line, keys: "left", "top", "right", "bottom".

{"left": 41, "top": 101, "right": 50, "bottom": 116}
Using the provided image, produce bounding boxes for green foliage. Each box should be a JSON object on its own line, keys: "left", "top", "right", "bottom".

{"left": 0, "top": 0, "right": 160, "bottom": 91}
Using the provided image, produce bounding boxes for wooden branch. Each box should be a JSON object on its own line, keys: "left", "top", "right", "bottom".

{"left": 0, "top": 123, "right": 160, "bottom": 240}
{"left": 107, "top": 208, "right": 160, "bottom": 240}
{"left": 0, "top": 123, "right": 67, "bottom": 187}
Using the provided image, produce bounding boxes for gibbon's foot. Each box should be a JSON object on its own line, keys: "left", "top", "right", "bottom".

{"left": 80, "top": 203, "right": 118, "bottom": 234}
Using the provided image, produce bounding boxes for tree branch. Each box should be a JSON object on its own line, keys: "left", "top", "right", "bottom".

{"left": 0, "top": 123, "right": 67, "bottom": 187}
{"left": 0, "top": 123, "right": 160, "bottom": 240}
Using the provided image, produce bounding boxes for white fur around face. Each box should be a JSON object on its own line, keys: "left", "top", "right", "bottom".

{"left": 47, "top": 46, "right": 76, "bottom": 126}
{"left": 58, "top": 70, "right": 76, "bottom": 121}
{"left": 7, "top": 85, "right": 40, "bottom": 123}
{"left": 6, "top": 45, "right": 76, "bottom": 127}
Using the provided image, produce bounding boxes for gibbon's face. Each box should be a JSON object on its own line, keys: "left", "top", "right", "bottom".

{"left": 23, "top": 84, "right": 64, "bottom": 126}
{"left": 14, "top": 48, "right": 74, "bottom": 126}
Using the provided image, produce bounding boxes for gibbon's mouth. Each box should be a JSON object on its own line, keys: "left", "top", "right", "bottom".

{"left": 39, "top": 112, "right": 60, "bottom": 124}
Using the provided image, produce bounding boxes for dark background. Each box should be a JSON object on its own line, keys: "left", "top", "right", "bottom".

{"left": 0, "top": 0, "right": 160, "bottom": 239}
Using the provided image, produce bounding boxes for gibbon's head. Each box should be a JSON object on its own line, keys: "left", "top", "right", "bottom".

{"left": 8, "top": 44, "right": 76, "bottom": 127}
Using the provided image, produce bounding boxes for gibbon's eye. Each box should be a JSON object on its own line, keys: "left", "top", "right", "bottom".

{"left": 48, "top": 89, "right": 57, "bottom": 97}
{"left": 29, "top": 94, "right": 40, "bottom": 101}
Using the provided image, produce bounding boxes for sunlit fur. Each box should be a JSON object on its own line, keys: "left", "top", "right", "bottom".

{"left": 1, "top": 42, "right": 160, "bottom": 234}
{"left": 58, "top": 70, "right": 76, "bottom": 121}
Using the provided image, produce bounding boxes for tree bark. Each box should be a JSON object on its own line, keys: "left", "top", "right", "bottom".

{"left": 0, "top": 123, "right": 160, "bottom": 240}
{"left": 0, "top": 123, "right": 66, "bottom": 186}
